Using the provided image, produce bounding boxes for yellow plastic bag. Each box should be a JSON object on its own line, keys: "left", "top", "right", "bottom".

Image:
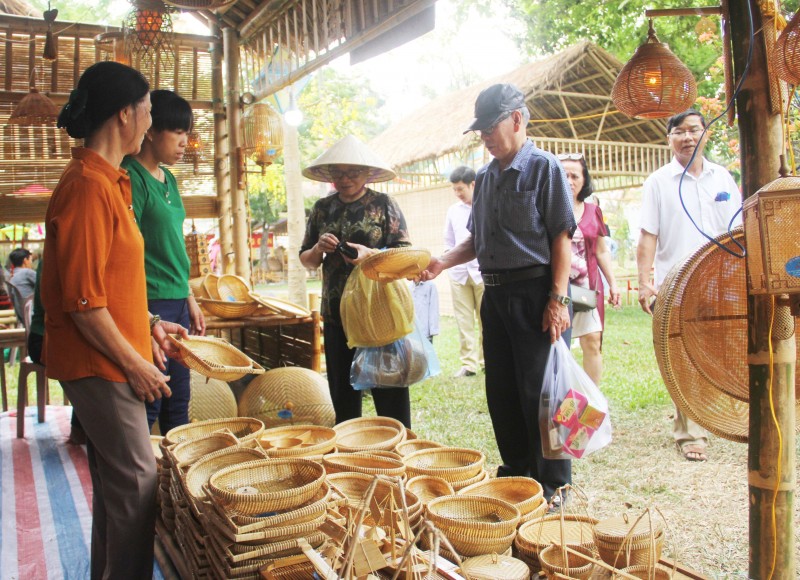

{"left": 340, "top": 265, "right": 414, "bottom": 348}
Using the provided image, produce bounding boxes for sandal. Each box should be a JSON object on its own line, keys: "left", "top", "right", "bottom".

{"left": 678, "top": 442, "right": 707, "bottom": 462}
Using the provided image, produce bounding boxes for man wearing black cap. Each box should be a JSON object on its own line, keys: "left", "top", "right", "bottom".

{"left": 423, "top": 83, "right": 576, "bottom": 499}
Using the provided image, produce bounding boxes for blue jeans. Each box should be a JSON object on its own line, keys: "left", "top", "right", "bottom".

{"left": 146, "top": 299, "right": 191, "bottom": 435}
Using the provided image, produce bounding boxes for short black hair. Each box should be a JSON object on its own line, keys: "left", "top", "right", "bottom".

{"left": 9, "top": 248, "right": 31, "bottom": 267}
{"left": 667, "top": 109, "right": 706, "bottom": 134}
{"left": 150, "top": 90, "right": 193, "bottom": 133}
{"left": 449, "top": 165, "right": 476, "bottom": 185}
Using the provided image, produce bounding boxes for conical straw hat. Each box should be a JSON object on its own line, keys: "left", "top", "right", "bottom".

{"left": 302, "top": 134, "right": 396, "bottom": 183}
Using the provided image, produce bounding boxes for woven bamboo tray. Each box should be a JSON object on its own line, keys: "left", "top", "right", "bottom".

{"left": 171, "top": 432, "right": 239, "bottom": 469}
{"left": 406, "top": 475, "right": 454, "bottom": 505}
{"left": 167, "top": 335, "right": 265, "bottom": 381}
{"left": 326, "top": 472, "right": 422, "bottom": 525}
{"left": 336, "top": 426, "right": 406, "bottom": 452}
{"left": 359, "top": 247, "right": 431, "bottom": 282}
{"left": 184, "top": 446, "right": 268, "bottom": 500}
{"left": 450, "top": 469, "right": 489, "bottom": 491}
{"left": 164, "top": 417, "right": 265, "bottom": 446}
{"left": 322, "top": 451, "right": 406, "bottom": 478}
{"left": 202, "top": 274, "right": 220, "bottom": 299}
{"left": 443, "top": 526, "right": 518, "bottom": 558}
{"left": 196, "top": 297, "right": 260, "bottom": 319}
{"left": 459, "top": 553, "right": 531, "bottom": 580}
{"left": 458, "top": 476, "right": 544, "bottom": 518}
{"left": 249, "top": 293, "right": 312, "bottom": 318}
{"left": 395, "top": 438, "right": 442, "bottom": 456}
{"left": 259, "top": 425, "right": 337, "bottom": 457}
{"left": 403, "top": 447, "right": 485, "bottom": 483}
{"left": 426, "top": 495, "right": 520, "bottom": 537}
{"left": 217, "top": 274, "right": 251, "bottom": 301}
{"left": 208, "top": 458, "right": 325, "bottom": 515}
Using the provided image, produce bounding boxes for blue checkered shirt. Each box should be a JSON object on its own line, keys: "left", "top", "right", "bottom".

{"left": 468, "top": 140, "right": 576, "bottom": 271}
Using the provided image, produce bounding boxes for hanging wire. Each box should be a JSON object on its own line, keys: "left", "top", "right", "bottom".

{"left": 675, "top": 0, "right": 753, "bottom": 258}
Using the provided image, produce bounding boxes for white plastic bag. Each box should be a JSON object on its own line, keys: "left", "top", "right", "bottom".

{"left": 539, "top": 338, "right": 612, "bottom": 459}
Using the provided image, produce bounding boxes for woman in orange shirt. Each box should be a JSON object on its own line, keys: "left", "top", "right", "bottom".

{"left": 41, "top": 62, "right": 187, "bottom": 580}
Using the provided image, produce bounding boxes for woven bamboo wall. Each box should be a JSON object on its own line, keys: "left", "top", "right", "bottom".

{"left": 0, "top": 15, "right": 220, "bottom": 222}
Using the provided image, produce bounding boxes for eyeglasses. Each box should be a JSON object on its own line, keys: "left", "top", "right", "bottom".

{"left": 668, "top": 127, "right": 705, "bottom": 138}
{"left": 479, "top": 112, "right": 512, "bottom": 136}
{"left": 557, "top": 153, "right": 584, "bottom": 161}
{"left": 329, "top": 168, "right": 367, "bottom": 180}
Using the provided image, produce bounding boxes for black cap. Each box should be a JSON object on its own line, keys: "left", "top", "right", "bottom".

{"left": 464, "top": 83, "right": 525, "bottom": 134}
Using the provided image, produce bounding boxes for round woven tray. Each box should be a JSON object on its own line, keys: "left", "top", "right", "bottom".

{"left": 230, "top": 482, "right": 330, "bottom": 527}
{"left": 171, "top": 432, "right": 239, "bottom": 469}
{"left": 426, "top": 495, "right": 520, "bottom": 537}
{"left": 249, "top": 293, "right": 312, "bottom": 318}
{"left": 406, "top": 475, "right": 454, "bottom": 505}
{"left": 515, "top": 515, "right": 598, "bottom": 558}
{"left": 538, "top": 544, "right": 594, "bottom": 580}
{"left": 164, "top": 417, "right": 265, "bottom": 447}
{"left": 451, "top": 469, "right": 489, "bottom": 491}
{"left": 322, "top": 452, "right": 406, "bottom": 478}
{"left": 334, "top": 416, "right": 406, "bottom": 451}
{"left": 359, "top": 247, "right": 432, "bottom": 282}
{"left": 208, "top": 458, "right": 326, "bottom": 516}
{"left": 167, "top": 335, "right": 265, "bottom": 381}
{"left": 458, "top": 476, "right": 544, "bottom": 518}
{"left": 326, "top": 472, "right": 422, "bottom": 522}
{"left": 184, "top": 446, "right": 268, "bottom": 500}
{"left": 196, "top": 297, "right": 260, "bottom": 319}
{"left": 403, "top": 447, "right": 485, "bottom": 483}
{"left": 459, "top": 554, "right": 530, "bottom": 580}
{"left": 217, "top": 274, "right": 251, "bottom": 302}
{"left": 395, "top": 438, "right": 442, "bottom": 456}
{"left": 259, "top": 425, "right": 336, "bottom": 457}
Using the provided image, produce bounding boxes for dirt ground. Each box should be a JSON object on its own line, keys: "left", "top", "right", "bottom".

{"left": 568, "top": 405, "right": 800, "bottom": 579}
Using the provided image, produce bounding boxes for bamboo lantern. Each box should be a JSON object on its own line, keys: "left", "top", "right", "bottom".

{"left": 9, "top": 73, "right": 59, "bottom": 127}
{"left": 775, "top": 10, "right": 800, "bottom": 85}
{"left": 241, "top": 103, "right": 283, "bottom": 173}
{"left": 183, "top": 131, "right": 203, "bottom": 175}
{"left": 123, "top": 0, "right": 175, "bottom": 80}
{"left": 611, "top": 20, "right": 697, "bottom": 119}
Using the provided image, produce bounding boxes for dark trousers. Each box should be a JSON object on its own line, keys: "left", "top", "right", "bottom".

{"left": 481, "top": 275, "right": 572, "bottom": 499}
{"left": 146, "top": 299, "right": 191, "bottom": 435}
{"left": 324, "top": 322, "right": 411, "bottom": 428}
{"left": 61, "top": 377, "right": 157, "bottom": 580}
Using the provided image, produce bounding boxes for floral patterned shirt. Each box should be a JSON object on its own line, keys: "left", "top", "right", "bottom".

{"left": 300, "top": 188, "right": 410, "bottom": 325}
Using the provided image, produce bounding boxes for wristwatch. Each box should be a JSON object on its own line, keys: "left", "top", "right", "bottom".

{"left": 549, "top": 291, "right": 571, "bottom": 306}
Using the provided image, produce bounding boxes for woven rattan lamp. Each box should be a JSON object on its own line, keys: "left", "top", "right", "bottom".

{"left": 241, "top": 103, "right": 283, "bottom": 173}
{"left": 775, "top": 9, "right": 800, "bottom": 84}
{"left": 611, "top": 20, "right": 697, "bottom": 119}
{"left": 9, "top": 71, "right": 58, "bottom": 126}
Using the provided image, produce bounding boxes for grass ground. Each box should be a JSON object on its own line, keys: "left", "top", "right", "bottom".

{"left": 4, "top": 302, "right": 798, "bottom": 577}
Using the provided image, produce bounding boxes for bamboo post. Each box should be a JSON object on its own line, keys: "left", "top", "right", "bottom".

{"left": 284, "top": 116, "right": 309, "bottom": 307}
{"left": 211, "top": 23, "right": 232, "bottom": 270}
{"left": 728, "top": 1, "right": 796, "bottom": 578}
{"left": 222, "top": 26, "right": 251, "bottom": 280}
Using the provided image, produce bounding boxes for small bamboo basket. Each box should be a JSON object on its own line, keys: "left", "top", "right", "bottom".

{"left": 217, "top": 274, "right": 251, "bottom": 301}
{"left": 406, "top": 475, "right": 454, "bottom": 505}
{"left": 322, "top": 451, "right": 406, "bottom": 478}
{"left": 164, "top": 417, "right": 265, "bottom": 447}
{"left": 196, "top": 297, "right": 260, "bottom": 319}
{"left": 403, "top": 447, "right": 486, "bottom": 483}
{"left": 538, "top": 544, "right": 595, "bottom": 580}
{"left": 167, "top": 335, "right": 265, "bottom": 381}
{"left": 458, "top": 476, "right": 544, "bottom": 520}
{"left": 171, "top": 432, "right": 239, "bottom": 469}
{"left": 426, "top": 495, "right": 520, "bottom": 537}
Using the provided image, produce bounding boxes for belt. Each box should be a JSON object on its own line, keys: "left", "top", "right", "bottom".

{"left": 482, "top": 265, "right": 549, "bottom": 287}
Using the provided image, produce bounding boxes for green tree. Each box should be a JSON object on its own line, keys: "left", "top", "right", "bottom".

{"left": 27, "top": 0, "right": 120, "bottom": 25}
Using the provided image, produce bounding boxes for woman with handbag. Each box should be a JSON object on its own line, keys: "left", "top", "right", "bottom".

{"left": 558, "top": 154, "right": 621, "bottom": 384}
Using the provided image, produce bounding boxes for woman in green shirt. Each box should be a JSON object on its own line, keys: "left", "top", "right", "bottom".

{"left": 122, "top": 90, "right": 205, "bottom": 434}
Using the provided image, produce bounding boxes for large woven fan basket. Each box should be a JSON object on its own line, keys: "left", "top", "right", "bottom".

{"left": 653, "top": 228, "right": 800, "bottom": 442}
{"left": 238, "top": 367, "right": 335, "bottom": 428}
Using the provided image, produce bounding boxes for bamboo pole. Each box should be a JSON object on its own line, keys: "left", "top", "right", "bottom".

{"left": 222, "top": 26, "right": 251, "bottom": 280}
{"left": 211, "top": 23, "right": 233, "bottom": 269}
{"left": 728, "top": 1, "right": 796, "bottom": 578}
{"left": 284, "top": 116, "right": 309, "bottom": 307}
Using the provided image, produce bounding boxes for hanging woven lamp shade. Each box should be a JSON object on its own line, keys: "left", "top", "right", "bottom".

{"left": 183, "top": 131, "right": 203, "bottom": 174}
{"left": 9, "top": 85, "right": 59, "bottom": 126}
{"left": 241, "top": 103, "right": 284, "bottom": 171}
{"left": 775, "top": 10, "right": 800, "bottom": 85}
{"left": 611, "top": 20, "right": 697, "bottom": 119}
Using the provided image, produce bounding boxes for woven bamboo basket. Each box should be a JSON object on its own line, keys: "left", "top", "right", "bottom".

{"left": 202, "top": 274, "right": 221, "bottom": 299}
{"left": 451, "top": 469, "right": 490, "bottom": 491}
{"left": 167, "top": 335, "right": 265, "bottom": 381}
{"left": 249, "top": 293, "right": 312, "bottom": 318}
{"left": 616, "top": 564, "right": 674, "bottom": 579}
{"left": 205, "top": 504, "right": 326, "bottom": 545}
{"left": 395, "top": 438, "right": 443, "bottom": 456}
{"left": 171, "top": 432, "right": 240, "bottom": 469}
{"left": 184, "top": 446, "right": 268, "bottom": 500}
{"left": 406, "top": 475, "right": 454, "bottom": 505}
{"left": 459, "top": 554, "right": 530, "bottom": 580}
{"left": 360, "top": 449, "right": 403, "bottom": 461}
{"left": 326, "top": 472, "right": 422, "bottom": 524}
{"left": 594, "top": 514, "right": 664, "bottom": 568}
{"left": 151, "top": 436, "right": 164, "bottom": 460}
{"left": 208, "top": 458, "right": 326, "bottom": 515}
{"left": 189, "top": 276, "right": 210, "bottom": 298}
{"left": 458, "top": 476, "right": 544, "bottom": 519}
{"left": 595, "top": 534, "right": 664, "bottom": 569}
{"left": 515, "top": 515, "right": 598, "bottom": 560}
{"left": 405, "top": 428, "right": 418, "bottom": 440}
{"left": 445, "top": 527, "right": 518, "bottom": 558}
{"left": 196, "top": 297, "right": 260, "bottom": 319}
{"left": 229, "top": 482, "right": 330, "bottom": 528}
{"left": 403, "top": 447, "right": 485, "bottom": 483}
{"left": 334, "top": 415, "right": 406, "bottom": 436}
{"left": 538, "top": 544, "right": 594, "bottom": 580}
{"left": 322, "top": 451, "right": 406, "bottom": 478}
{"left": 418, "top": 535, "right": 513, "bottom": 562}
{"left": 238, "top": 368, "right": 335, "bottom": 428}
{"left": 426, "top": 495, "right": 520, "bottom": 538}
{"left": 217, "top": 274, "right": 251, "bottom": 302}
{"left": 188, "top": 371, "right": 237, "bottom": 422}
{"left": 164, "top": 417, "right": 265, "bottom": 447}
{"left": 519, "top": 497, "right": 548, "bottom": 524}
{"left": 258, "top": 425, "right": 337, "bottom": 457}
{"left": 359, "top": 247, "right": 432, "bottom": 282}
{"left": 335, "top": 426, "right": 407, "bottom": 452}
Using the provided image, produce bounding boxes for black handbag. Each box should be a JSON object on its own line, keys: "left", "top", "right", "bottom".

{"left": 570, "top": 284, "right": 597, "bottom": 312}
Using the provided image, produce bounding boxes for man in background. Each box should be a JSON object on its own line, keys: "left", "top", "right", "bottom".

{"left": 445, "top": 166, "right": 484, "bottom": 377}
{"left": 637, "top": 109, "right": 741, "bottom": 463}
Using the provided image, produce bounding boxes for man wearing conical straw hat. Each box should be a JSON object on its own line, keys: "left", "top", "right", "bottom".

{"left": 300, "top": 135, "right": 413, "bottom": 427}
{"left": 422, "top": 84, "right": 576, "bottom": 500}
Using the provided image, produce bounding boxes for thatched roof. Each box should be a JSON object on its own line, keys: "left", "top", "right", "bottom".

{"left": 371, "top": 41, "right": 669, "bottom": 168}
{"left": 0, "top": 0, "right": 40, "bottom": 17}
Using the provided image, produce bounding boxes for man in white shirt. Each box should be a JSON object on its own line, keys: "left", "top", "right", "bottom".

{"left": 637, "top": 109, "right": 742, "bottom": 463}
{"left": 445, "top": 166, "right": 484, "bottom": 377}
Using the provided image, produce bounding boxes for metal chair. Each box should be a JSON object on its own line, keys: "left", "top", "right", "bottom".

{"left": 16, "top": 297, "right": 48, "bottom": 438}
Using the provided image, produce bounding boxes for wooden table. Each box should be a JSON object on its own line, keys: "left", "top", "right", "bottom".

{"left": 205, "top": 311, "right": 321, "bottom": 373}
